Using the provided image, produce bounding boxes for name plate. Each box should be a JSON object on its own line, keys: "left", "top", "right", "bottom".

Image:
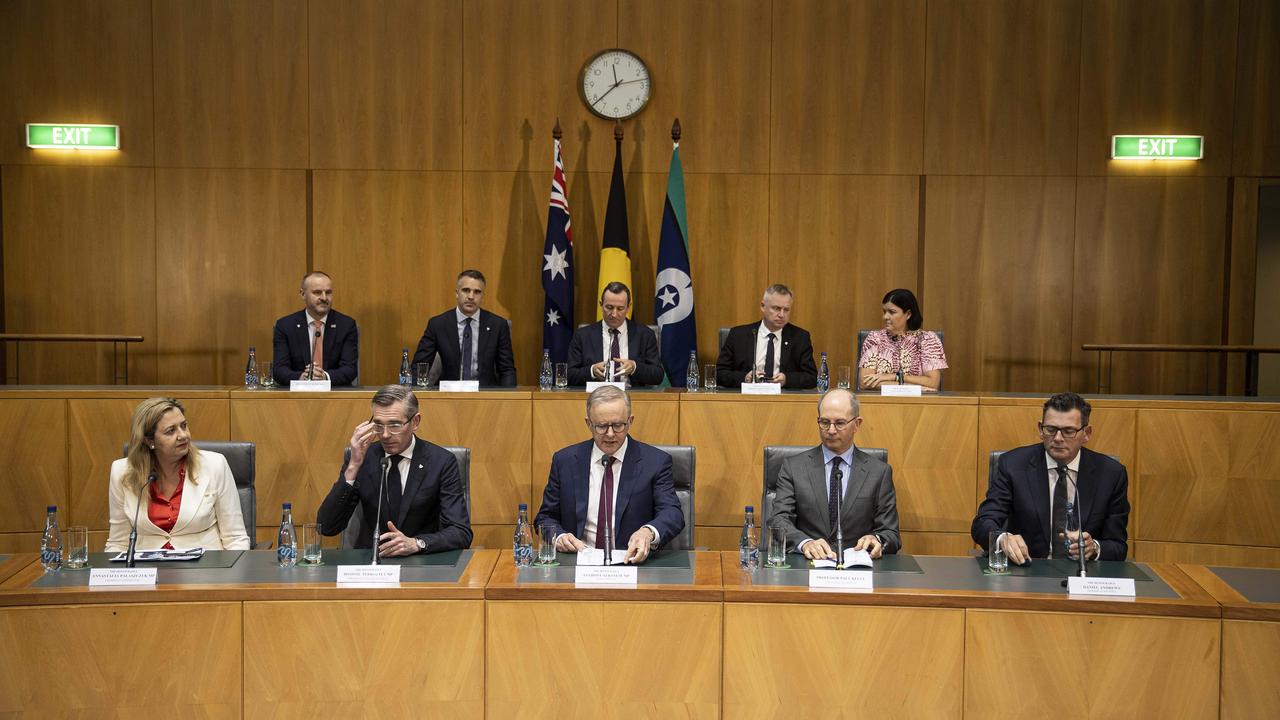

{"left": 742, "top": 382, "right": 781, "bottom": 395}
{"left": 574, "top": 565, "right": 638, "bottom": 585}
{"left": 290, "top": 379, "right": 332, "bottom": 392}
{"left": 336, "top": 565, "right": 402, "bottom": 584}
{"left": 1067, "top": 576, "right": 1136, "bottom": 597}
{"left": 809, "top": 569, "right": 873, "bottom": 590}
{"left": 438, "top": 380, "right": 480, "bottom": 392}
{"left": 89, "top": 568, "right": 157, "bottom": 587}
{"left": 585, "top": 381, "right": 627, "bottom": 392}
{"left": 880, "top": 384, "right": 921, "bottom": 396}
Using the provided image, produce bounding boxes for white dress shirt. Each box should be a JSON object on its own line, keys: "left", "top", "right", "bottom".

{"left": 754, "top": 322, "right": 781, "bottom": 375}
{"left": 454, "top": 308, "right": 480, "bottom": 380}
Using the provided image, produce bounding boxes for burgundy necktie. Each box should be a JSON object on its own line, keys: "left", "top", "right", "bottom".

{"left": 594, "top": 456, "right": 616, "bottom": 549}
{"left": 311, "top": 320, "right": 324, "bottom": 377}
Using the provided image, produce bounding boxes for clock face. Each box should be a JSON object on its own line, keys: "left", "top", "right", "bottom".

{"left": 580, "top": 49, "right": 651, "bottom": 120}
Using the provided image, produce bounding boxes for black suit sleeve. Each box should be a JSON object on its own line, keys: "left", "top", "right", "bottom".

{"left": 971, "top": 456, "right": 1016, "bottom": 553}
{"left": 567, "top": 327, "right": 594, "bottom": 386}
{"left": 534, "top": 451, "right": 568, "bottom": 537}
{"left": 631, "top": 326, "right": 666, "bottom": 386}
{"left": 412, "top": 317, "right": 439, "bottom": 369}
{"left": 1095, "top": 465, "right": 1130, "bottom": 560}
{"left": 493, "top": 317, "right": 517, "bottom": 387}
{"left": 870, "top": 464, "right": 901, "bottom": 554}
{"left": 271, "top": 320, "right": 301, "bottom": 387}
{"left": 784, "top": 330, "right": 817, "bottom": 389}
{"left": 317, "top": 455, "right": 361, "bottom": 536}
{"left": 716, "top": 328, "right": 747, "bottom": 388}
{"left": 418, "top": 455, "right": 473, "bottom": 551}
{"left": 327, "top": 320, "right": 360, "bottom": 387}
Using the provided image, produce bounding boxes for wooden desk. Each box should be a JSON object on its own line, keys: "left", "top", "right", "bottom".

{"left": 485, "top": 550, "right": 722, "bottom": 719}
{"left": 1180, "top": 564, "right": 1280, "bottom": 719}
{"left": 721, "top": 553, "right": 1221, "bottom": 719}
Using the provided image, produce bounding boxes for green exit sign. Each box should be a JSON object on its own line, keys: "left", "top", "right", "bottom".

{"left": 1111, "top": 135, "right": 1202, "bottom": 160}
{"left": 26, "top": 123, "right": 119, "bottom": 150}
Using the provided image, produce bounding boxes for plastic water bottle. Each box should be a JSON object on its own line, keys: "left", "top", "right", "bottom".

{"left": 40, "top": 505, "right": 62, "bottom": 572}
{"left": 398, "top": 348, "right": 412, "bottom": 385}
{"left": 244, "top": 346, "right": 258, "bottom": 389}
{"left": 513, "top": 503, "right": 534, "bottom": 567}
{"left": 739, "top": 506, "right": 759, "bottom": 570}
{"left": 276, "top": 503, "right": 297, "bottom": 567}
{"left": 539, "top": 349, "right": 553, "bottom": 390}
{"left": 817, "top": 352, "right": 830, "bottom": 392}
{"left": 686, "top": 351, "right": 699, "bottom": 392}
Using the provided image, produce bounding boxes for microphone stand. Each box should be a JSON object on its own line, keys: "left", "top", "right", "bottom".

{"left": 1068, "top": 475, "right": 1087, "bottom": 578}
{"left": 833, "top": 464, "right": 844, "bottom": 568}
{"left": 307, "top": 329, "right": 321, "bottom": 380}
{"left": 603, "top": 482, "right": 615, "bottom": 565}
{"left": 372, "top": 455, "right": 390, "bottom": 565}
{"left": 126, "top": 472, "right": 157, "bottom": 568}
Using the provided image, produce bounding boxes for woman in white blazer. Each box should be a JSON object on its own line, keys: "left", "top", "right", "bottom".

{"left": 105, "top": 397, "right": 251, "bottom": 552}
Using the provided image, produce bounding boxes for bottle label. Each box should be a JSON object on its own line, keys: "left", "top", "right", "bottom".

{"left": 277, "top": 545, "right": 296, "bottom": 562}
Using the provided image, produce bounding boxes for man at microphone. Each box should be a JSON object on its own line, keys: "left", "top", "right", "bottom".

{"left": 971, "top": 392, "right": 1131, "bottom": 565}
{"left": 271, "top": 271, "right": 360, "bottom": 386}
{"left": 534, "top": 386, "right": 684, "bottom": 564}
{"left": 772, "top": 388, "right": 900, "bottom": 561}
{"left": 317, "top": 385, "right": 472, "bottom": 555}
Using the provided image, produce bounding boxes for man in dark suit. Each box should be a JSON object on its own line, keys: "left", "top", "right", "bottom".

{"left": 971, "top": 392, "right": 1130, "bottom": 564}
{"left": 773, "top": 389, "right": 900, "bottom": 560}
{"left": 567, "top": 282, "right": 665, "bottom": 387}
{"left": 535, "top": 386, "right": 685, "bottom": 564}
{"left": 412, "top": 269, "right": 516, "bottom": 387}
{"left": 271, "top": 271, "right": 359, "bottom": 386}
{"left": 716, "top": 283, "right": 817, "bottom": 389}
{"left": 317, "top": 385, "right": 472, "bottom": 555}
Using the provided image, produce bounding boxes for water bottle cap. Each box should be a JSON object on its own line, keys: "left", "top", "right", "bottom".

{"left": 745, "top": 505, "right": 754, "bottom": 512}
{"left": 47, "top": 505, "right": 57, "bottom": 512}
{"left": 249, "top": 346, "right": 255, "bottom": 351}
{"left": 282, "top": 502, "right": 291, "bottom": 509}
{"left": 518, "top": 503, "right": 528, "bottom": 510}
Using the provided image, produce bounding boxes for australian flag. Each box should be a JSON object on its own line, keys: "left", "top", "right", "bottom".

{"left": 542, "top": 137, "right": 574, "bottom": 362}
{"left": 654, "top": 137, "right": 696, "bottom": 382}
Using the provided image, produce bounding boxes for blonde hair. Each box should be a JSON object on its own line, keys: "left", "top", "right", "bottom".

{"left": 123, "top": 397, "right": 203, "bottom": 493}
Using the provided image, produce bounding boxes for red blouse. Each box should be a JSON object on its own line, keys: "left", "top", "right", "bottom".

{"left": 147, "top": 461, "right": 186, "bottom": 550}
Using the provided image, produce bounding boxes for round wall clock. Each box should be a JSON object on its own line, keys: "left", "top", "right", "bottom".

{"left": 580, "top": 49, "right": 652, "bottom": 120}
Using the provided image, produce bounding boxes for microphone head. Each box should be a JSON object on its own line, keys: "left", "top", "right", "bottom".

{"left": 380, "top": 455, "right": 391, "bottom": 470}
{"left": 147, "top": 472, "right": 157, "bottom": 484}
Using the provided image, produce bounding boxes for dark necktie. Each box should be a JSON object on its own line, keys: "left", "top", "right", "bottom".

{"left": 595, "top": 456, "right": 616, "bottom": 549}
{"left": 609, "top": 328, "right": 621, "bottom": 361}
{"left": 461, "top": 317, "right": 473, "bottom": 380}
{"left": 828, "top": 456, "right": 844, "bottom": 542}
{"left": 385, "top": 455, "right": 402, "bottom": 532}
{"left": 764, "top": 333, "right": 776, "bottom": 379}
{"left": 1051, "top": 464, "right": 1069, "bottom": 558}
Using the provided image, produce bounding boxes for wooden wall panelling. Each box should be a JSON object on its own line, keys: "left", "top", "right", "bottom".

{"left": 0, "top": 400, "right": 66, "bottom": 533}
{"left": 1136, "top": 408, "right": 1280, "bottom": 547}
{"left": 900, "top": 531, "right": 976, "bottom": 556}
{"left": 965, "top": 610, "right": 1220, "bottom": 718}
{"left": 724, "top": 604, "right": 964, "bottom": 717}
{"left": 1226, "top": 177, "right": 1259, "bottom": 394}
{"left": 531, "top": 394, "right": 680, "bottom": 514}
{"left": 769, "top": 175, "right": 920, "bottom": 373}
{"left": 1071, "top": 178, "right": 1229, "bottom": 394}
{"left": 417, "top": 395, "right": 532, "bottom": 526}
{"left": 0, "top": 0, "right": 155, "bottom": 167}
{"left": 619, "top": 0, "right": 772, "bottom": 174}
{"left": 924, "top": 0, "right": 1082, "bottom": 175}
{"left": 1134, "top": 540, "right": 1280, "bottom": 568}
{"left": 1232, "top": 0, "right": 1280, "bottom": 176}
{"left": 312, "top": 170, "right": 463, "bottom": 386}
{"left": 245, "top": 600, "right": 484, "bottom": 718}
{"left": 0, "top": 603, "right": 242, "bottom": 717}
{"left": 154, "top": 169, "right": 307, "bottom": 385}
{"left": 462, "top": 0, "right": 617, "bottom": 173}
{"left": 771, "top": 0, "right": 926, "bottom": 174}
{"left": 152, "top": 0, "right": 308, "bottom": 169}
{"left": 1077, "top": 0, "right": 1239, "bottom": 177}
{"left": 309, "top": 0, "right": 461, "bottom": 171}
{"left": 1222, "top": 619, "right": 1280, "bottom": 720}
{"left": 68, "top": 397, "right": 230, "bottom": 533}
{"left": 1, "top": 166, "right": 157, "bottom": 384}
{"left": 925, "top": 176, "right": 1077, "bottom": 392}
{"left": 487, "top": 600, "right": 721, "bottom": 718}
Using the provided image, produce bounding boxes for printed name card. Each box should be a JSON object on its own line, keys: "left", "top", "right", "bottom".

{"left": 438, "top": 380, "right": 480, "bottom": 392}
{"left": 575, "top": 565, "right": 638, "bottom": 585}
{"left": 742, "top": 382, "right": 782, "bottom": 395}
{"left": 290, "top": 379, "right": 332, "bottom": 392}
{"left": 809, "top": 569, "right": 874, "bottom": 591}
{"left": 89, "top": 568, "right": 157, "bottom": 587}
{"left": 336, "top": 565, "right": 402, "bottom": 584}
{"left": 585, "top": 381, "right": 627, "bottom": 392}
{"left": 880, "top": 384, "right": 921, "bottom": 396}
{"left": 1067, "top": 576, "right": 1136, "bottom": 597}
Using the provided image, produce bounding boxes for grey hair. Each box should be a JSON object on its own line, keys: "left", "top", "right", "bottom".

{"left": 818, "top": 388, "right": 859, "bottom": 418}
{"left": 372, "top": 384, "right": 419, "bottom": 420}
{"left": 762, "top": 283, "right": 793, "bottom": 302}
{"left": 586, "top": 385, "right": 631, "bottom": 416}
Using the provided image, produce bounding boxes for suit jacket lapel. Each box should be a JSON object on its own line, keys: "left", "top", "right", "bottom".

{"left": 1076, "top": 449, "right": 1094, "bottom": 524}
{"left": 626, "top": 320, "right": 641, "bottom": 359}
{"left": 614, "top": 444, "right": 638, "bottom": 527}
{"left": 574, "top": 443, "right": 591, "bottom": 537}
{"left": 168, "top": 471, "right": 204, "bottom": 536}
{"left": 841, "top": 451, "right": 868, "bottom": 526}
{"left": 779, "top": 326, "right": 792, "bottom": 369}
{"left": 806, "top": 449, "right": 830, "bottom": 537}
{"left": 322, "top": 313, "right": 339, "bottom": 368}
{"left": 397, "top": 442, "right": 428, "bottom": 527}
{"left": 1028, "top": 451, "right": 1050, "bottom": 547}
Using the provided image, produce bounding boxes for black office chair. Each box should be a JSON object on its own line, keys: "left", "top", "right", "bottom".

{"left": 340, "top": 446, "right": 472, "bottom": 549}
{"left": 718, "top": 327, "right": 730, "bottom": 352}
{"left": 855, "top": 329, "right": 945, "bottom": 391}
{"left": 653, "top": 445, "right": 695, "bottom": 550}
{"left": 761, "top": 445, "right": 889, "bottom": 529}
{"left": 120, "top": 440, "right": 259, "bottom": 548}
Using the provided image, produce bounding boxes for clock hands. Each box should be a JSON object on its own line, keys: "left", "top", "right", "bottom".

{"left": 592, "top": 73, "right": 646, "bottom": 107}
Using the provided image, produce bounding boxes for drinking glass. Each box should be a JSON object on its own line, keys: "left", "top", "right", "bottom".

{"left": 536, "top": 524, "right": 558, "bottom": 566}
{"left": 301, "top": 523, "right": 322, "bottom": 565}
{"left": 988, "top": 530, "right": 1008, "bottom": 573}
{"left": 554, "top": 363, "right": 569, "bottom": 389}
{"left": 837, "top": 366, "right": 851, "bottom": 390}
{"left": 703, "top": 364, "right": 717, "bottom": 391}
{"left": 65, "top": 526, "right": 89, "bottom": 569}
{"left": 257, "top": 361, "right": 274, "bottom": 388}
{"left": 414, "top": 362, "right": 431, "bottom": 388}
{"left": 765, "top": 526, "right": 788, "bottom": 568}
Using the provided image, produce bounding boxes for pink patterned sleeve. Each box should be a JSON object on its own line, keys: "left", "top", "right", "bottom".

{"left": 919, "top": 331, "right": 949, "bottom": 372}
{"left": 858, "top": 330, "right": 890, "bottom": 370}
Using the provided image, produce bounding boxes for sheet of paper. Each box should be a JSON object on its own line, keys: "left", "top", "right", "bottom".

{"left": 576, "top": 548, "right": 628, "bottom": 566}
{"left": 109, "top": 548, "right": 205, "bottom": 562}
{"left": 842, "top": 548, "right": 873, "bottom": 568}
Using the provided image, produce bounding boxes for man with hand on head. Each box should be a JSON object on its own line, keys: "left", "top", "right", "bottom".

{"left": 567, "top": 282, "right": 665, "bottom": 386}
{"left": 535, "top": 386, "right": 684, "bottom": 564}
{"left": 772, "top": 389, "right": 901, "bottom": 561}
{"left": 272, "top": 271, "right": 359, "bottom": 386}
{"left": 317, "top": 385, "right": 472, "bottom": 556}
{"left": 971, "top": 392, "right": 1130, "bottom": 565}
{"left": 716, "top": 283, "right": 817, "bottom": 389}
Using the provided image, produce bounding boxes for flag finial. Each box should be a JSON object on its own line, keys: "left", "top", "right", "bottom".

{"left": 553, "top": 118, "right": 562, "bottom": 141}
{"left": 671, "top": 118, "right": 682, "bottom": 142}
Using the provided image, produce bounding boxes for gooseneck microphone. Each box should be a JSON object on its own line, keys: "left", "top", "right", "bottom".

{"left": 833, "top": 463, "right": 845, "bottom": 566}
{"left": 307, "top": 327, "right": 321, "bottom": 380}
{"left": 126, "top": 472, "right": 157, "bottom": 568}
{"left": 1067, "top": 474, "right": 1088, "bottom": 578}
{"left": 372, "top": 455, "right": 390, "bottom": 565}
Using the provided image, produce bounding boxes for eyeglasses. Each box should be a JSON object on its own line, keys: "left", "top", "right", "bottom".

{"left": 590, "top": 421, "right": 630, "bottom": 434}
{"left": 1039, "top": 423, "right": 1084, "bottom": 439}
{"left": 817, "top": 418, "right": 855, "bottom": 431}
{"left": 371, "top": 421, "right": 410, "bottom": 435}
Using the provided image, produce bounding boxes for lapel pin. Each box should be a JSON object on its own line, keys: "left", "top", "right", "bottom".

{"left": 417, "top": 464, "right": 423, "bottom": 469}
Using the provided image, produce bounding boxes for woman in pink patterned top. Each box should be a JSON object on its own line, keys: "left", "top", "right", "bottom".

{"left": 859, "top": 288, "right": 948, "bottom": 391}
